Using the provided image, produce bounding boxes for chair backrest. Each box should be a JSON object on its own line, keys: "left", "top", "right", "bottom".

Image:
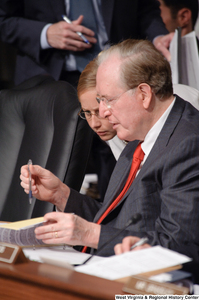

{"left": 173, "top": 83, "right": 199, "bottom": 110}
{"left": 0, "top": 75, "right": 93, "bottom": 221}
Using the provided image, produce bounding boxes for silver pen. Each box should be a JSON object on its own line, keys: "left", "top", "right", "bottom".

{"left": 130, "top": 237, "right": 149, "bottom": 250}
{"left": 28, "top": 159, "right": 33, "bottom": 204}
{"left": 62, "top": 15, "right": 90, "bottom": 44}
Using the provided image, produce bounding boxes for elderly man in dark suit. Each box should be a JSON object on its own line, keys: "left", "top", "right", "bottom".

{"left": 0, "top": 0, "right": 171, "bottom": 86}
{"left": 20, "top": 39, "right": 199, "bottom": 264}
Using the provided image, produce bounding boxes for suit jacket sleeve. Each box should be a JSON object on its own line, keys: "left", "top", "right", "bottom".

{"left": 64, "top": 188, "right": 102, "bottom": 222}
{"left": 0, "top": 0, "right": 53, "bottom": 64}
{"left": 0, "top": 0, "right": 64, "bottom": 65}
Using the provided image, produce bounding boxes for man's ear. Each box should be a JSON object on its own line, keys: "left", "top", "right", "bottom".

{"left": 177, "top": 8, "right": 192, "bottom": 27}
{"left": 137, "top": 83, "right": 153, "bottom": 109}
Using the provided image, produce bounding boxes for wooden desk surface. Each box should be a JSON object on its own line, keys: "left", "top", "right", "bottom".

{"left": 0, "top": 260, "right": 124, "bottom": 300}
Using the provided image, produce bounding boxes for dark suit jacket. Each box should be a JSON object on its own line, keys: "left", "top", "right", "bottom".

{"left": 65, "top": 96, "right": 199, "bottom": 261}
{"left": 0, "top": 0, "right": 168, "bottom": 85}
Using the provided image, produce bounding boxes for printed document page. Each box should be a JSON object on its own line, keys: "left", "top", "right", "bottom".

{"left": 169, "top": 29, "right": 179, "bottom": 84}
{"left": 181, "top": 31, "right": 199, "bottom": 90}
{"left": 170, "top": 30, "right": 199, "bottom": 90}
{"left": 75, "top": 246, "right": 192, "bottom": 280}
{"left": 23, "top": 245, "right": 104, "bottom": 266}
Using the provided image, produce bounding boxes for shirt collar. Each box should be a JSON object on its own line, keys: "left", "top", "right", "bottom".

{"left": 141, "top": 97, "right": 176, "bottom": 160}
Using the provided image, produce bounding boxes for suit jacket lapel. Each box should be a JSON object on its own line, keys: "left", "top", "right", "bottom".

{"left": 142, "top": 96, "right": 185, "bottom": 165}
{"left": 93, "top": 141, "right": 138, "bottom": 222}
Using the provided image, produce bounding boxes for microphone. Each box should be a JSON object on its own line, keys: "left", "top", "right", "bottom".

{"left": 79, "top": 213, "right": 142, "bottom": 266}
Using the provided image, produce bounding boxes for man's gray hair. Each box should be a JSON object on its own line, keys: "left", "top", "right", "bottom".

{"left": 96, "top": 39, "right": 173, "bottom": 99}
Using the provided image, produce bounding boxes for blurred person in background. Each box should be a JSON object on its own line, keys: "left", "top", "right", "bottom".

{"left": 0, "top": 0, "right": 171, "bottom": 87}
{"left": 158, "top": 0, "right": 198, "bottom": 36}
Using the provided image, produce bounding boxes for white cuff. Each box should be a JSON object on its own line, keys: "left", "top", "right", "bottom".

{"left": 40, "top": 24, "right": 52, "bottom": 49}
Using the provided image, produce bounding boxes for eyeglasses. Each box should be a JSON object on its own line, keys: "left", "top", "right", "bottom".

{"left": 78, "top": 109, "right": 102, "bottom": 120}
{"left": 96, "top": 89, "right": 132, "bottom": 108}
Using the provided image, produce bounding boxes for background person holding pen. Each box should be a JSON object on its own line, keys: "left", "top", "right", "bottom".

{"left": 0, "top": 0, "right": 172, "bottom": 87}
{"left": 20, "top": 39, "right": 199, "bottom": 264}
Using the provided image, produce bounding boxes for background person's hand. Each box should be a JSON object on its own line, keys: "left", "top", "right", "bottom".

{"left": 47, "top": 15, "right": 97, "bottom": 51}
{"left": 154, "top": 32, "right": 175, "bottom": 62}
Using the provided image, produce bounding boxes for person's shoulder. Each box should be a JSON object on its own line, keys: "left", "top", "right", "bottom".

{"left": 175, "top": 94, "right": 199, "bottom": 113}
{"left": 120, "top": 140, "right": 139, "bottom": 158}
{"left": 175, "top": 95, "right": 199, "bottom": 133}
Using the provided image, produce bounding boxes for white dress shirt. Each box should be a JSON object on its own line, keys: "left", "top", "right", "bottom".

{"left": 141, "top": 98, "right": 176, "bottom": 165}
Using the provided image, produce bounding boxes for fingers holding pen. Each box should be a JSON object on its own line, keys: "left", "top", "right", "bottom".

{"left": 114, "top": 236, "right": 150, "bottom": 255}
{"left": 114, "top": 236, "right": 141, "bottom": 255}
{"left": 20, "top": 164, "right": 51, "bottom": 197}
{"left": 20, "top": 164, "right": 37, "bottom": 195}
{"left": 47, "top": 16, "right": 97, "bottom": 51}
{"left": 20, "top": 164, "right": 69, "bottom": 210}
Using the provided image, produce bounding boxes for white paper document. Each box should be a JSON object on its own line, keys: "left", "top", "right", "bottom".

{"left": 170, "top": 30, "right": 199, "bottom": 90}
{"left": 169, "top": 29, "right": 179, "bottom": 84}
{"left": 23, "top": 245, "right": 104, "bottom": 267}
{"left": 75, "top": 246, "right": 192, "bottom": 280}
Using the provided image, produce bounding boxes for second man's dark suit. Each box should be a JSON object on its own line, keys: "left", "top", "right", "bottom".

{"left": 0, "top": 0, "right": 168, "bottom": 85}
{"left": 65, "top": 96, "right": 199, "bottom": 262}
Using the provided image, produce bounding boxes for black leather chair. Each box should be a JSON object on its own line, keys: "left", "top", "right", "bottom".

{"left": 0, "top": 75, "right": 93, "bottom": 221}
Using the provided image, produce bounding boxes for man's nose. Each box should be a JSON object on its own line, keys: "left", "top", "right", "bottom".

{"left": 99, "top": 101, "right": 111, "bottom": 118}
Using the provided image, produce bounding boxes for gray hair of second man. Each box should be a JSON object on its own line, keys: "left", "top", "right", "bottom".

{"left": 96, "top": 39, "right": 173, "bottom": 99}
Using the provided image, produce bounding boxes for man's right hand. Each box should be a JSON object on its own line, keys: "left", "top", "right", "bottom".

{"left": 47, "top": 15, "right": 97, "bottom": 51}
{"left": 20, "top": 165, "right": 70, "bottom": 212}
{"left": 114, "top": 236, "right": 151, "bottom": 255}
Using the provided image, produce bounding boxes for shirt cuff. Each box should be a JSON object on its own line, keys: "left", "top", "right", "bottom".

{"left": 40, "top": 24, "right": 52, "bottom": 49}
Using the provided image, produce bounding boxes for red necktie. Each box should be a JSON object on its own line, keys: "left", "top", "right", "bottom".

{"left": 82, "top": 143, "right": 145, "bottom": 253}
